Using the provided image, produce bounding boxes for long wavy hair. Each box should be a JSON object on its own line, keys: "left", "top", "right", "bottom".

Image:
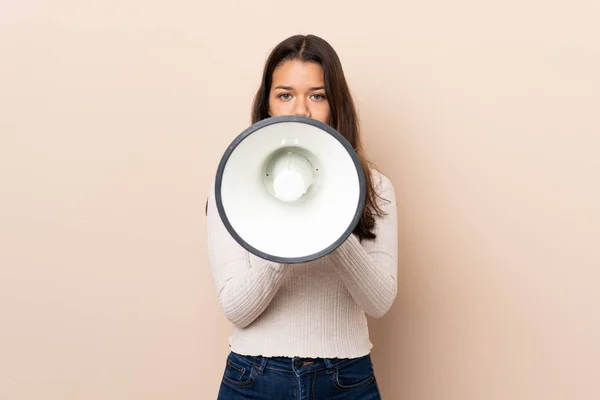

{"left": 251, "top": 34, "right": 385, "bottom": 240}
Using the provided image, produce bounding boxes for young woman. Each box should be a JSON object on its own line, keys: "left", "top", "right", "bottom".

{"left": 206, "top": 34, "right": 398, "bottom": 399}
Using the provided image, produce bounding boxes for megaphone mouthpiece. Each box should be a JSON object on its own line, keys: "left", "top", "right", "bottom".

{"left": 266, "top": 147, "right": 317, "bottom": 203}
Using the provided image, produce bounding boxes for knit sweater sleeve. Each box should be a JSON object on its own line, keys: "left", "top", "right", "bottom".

{"left": 329, "top": 172, "right": 398, "bottom": 318}
{"left": 206, "top": 180, "right": 290, "bottom": 328}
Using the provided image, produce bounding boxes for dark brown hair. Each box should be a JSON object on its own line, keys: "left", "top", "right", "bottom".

{"left": 251, "top": 34, "right": 385, "bottom": 240}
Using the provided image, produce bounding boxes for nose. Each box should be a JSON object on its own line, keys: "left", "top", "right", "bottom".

{"left": 292, "top": 98, "right": 310, "bottom": 117}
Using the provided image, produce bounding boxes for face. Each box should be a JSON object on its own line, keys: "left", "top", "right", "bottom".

{"left": 268, "top": 59, "right": 331, "bottom": 124}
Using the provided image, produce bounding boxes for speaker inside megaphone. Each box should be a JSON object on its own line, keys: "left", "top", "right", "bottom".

{"left": 215, "top": 115, "right": 366, "bottom": 264}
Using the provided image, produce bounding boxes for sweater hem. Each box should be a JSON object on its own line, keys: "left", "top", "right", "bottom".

{"left": 228, "top": 341, "right": 374, "bottom": 359}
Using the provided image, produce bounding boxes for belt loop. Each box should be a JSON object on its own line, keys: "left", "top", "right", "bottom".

{"left": 324, "top": 358, "right": 334, "bottom": 370}
{"left": 254, "top": 356, "right": 268, "bottom": 374}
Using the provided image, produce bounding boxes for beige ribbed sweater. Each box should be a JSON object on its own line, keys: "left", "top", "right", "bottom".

{"left": 206, "top": 170, "right": 398, "bottom": 359}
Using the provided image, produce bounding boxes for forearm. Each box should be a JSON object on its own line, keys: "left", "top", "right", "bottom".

{"left": 206, "top": 179, "right": 290, "bottom": 328}
{"left": 216, "top": 261, "right": 289, "bottom": 328}
{"left": 329, "top": 234, "right": 397, "bottom": 318}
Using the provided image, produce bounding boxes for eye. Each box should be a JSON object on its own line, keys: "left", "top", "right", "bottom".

{"left": 311, "top": 93, "right": 326, "bottom": 101}
{"left": 278, "top": 93, "right": 292, "bottom": 101}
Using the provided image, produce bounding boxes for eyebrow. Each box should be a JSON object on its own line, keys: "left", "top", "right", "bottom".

{"left": 273, "top": 85, "right": 325, "bottom": 91}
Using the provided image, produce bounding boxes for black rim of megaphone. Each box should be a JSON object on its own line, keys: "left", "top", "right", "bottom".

{"left": 215, "top": 115, "right": 367, "bottom": 264}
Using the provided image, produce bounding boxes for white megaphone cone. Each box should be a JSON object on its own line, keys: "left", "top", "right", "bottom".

{"left": 214, "top": 115, "right": 366, "bottom": 264}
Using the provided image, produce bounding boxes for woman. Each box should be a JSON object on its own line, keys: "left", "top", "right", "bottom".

{"left": 206, "top": 34, "right": 398, "bottom": 399}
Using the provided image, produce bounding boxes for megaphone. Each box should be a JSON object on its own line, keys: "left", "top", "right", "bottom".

{"left": 215, "top": 115, "right": 366, "bottom": 264}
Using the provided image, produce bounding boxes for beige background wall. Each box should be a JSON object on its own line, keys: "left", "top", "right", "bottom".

{"left": 1, "top": 1, "right": 599, "bottom": 399}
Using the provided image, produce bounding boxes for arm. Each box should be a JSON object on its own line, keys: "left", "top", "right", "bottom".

{"left": 206, "top": 180, "right": 290, "bottom": 328}
{"left": 329, "top": 173, "right": 398, "bottom": 318}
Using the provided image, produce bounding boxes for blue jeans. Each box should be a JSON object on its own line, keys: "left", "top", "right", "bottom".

{"left": 217, "top": 351, "right": 382, "bottom": 399}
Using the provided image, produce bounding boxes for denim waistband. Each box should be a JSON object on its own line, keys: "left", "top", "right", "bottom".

{"left": 230, "top": 351, "right": 368, "bottom": 375}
